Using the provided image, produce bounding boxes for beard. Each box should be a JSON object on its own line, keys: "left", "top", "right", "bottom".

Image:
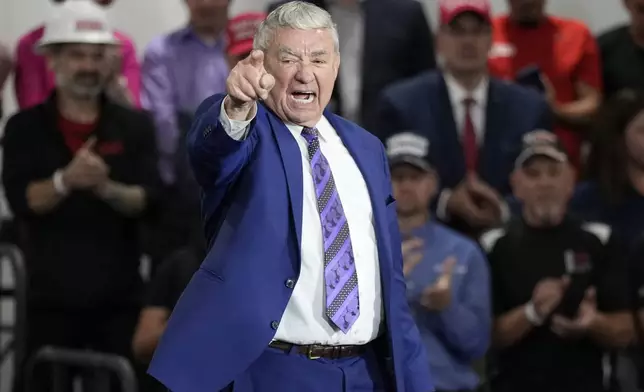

{"left": 530, "top": 199, "right": 565, "bottom": 227}
{"left": 57, "top": 72, "right": 104, "bottom": 99}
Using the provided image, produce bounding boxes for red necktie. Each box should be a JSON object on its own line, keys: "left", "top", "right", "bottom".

{"left": 462, "top": 98, "right": 478, "bottom": 172}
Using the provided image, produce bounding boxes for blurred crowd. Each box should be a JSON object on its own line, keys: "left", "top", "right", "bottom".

{"left": 1, "top": 0, "right": 644, "bottom": 391}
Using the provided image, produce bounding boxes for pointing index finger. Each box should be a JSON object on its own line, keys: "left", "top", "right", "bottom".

{"left": 247, "top": 50, "right": 265, "bottom": 69}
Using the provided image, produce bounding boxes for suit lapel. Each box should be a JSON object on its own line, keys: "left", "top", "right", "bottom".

{"left": 325, "top": 112, "right": 389, "bottom": 258}
{"left": 325, "top": 111, "right": 380, "bottom": 206}
{"left": 435, "top": 74, "right": 467, "bottom": 181}
{"left": 265, "top": 107, "right": 304, "bottom": 257}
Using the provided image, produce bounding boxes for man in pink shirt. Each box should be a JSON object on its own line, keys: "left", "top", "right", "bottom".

{"left": 14, "top": 0, "right": 140, "bottom": 109}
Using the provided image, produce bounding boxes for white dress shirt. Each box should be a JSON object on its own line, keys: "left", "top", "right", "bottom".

{"left": 329, "top": 1, "right": 364, "bottom": 123}
{"left": 437, "top": 74, "right": 510, "bottom": 222}
{"left": 437, "top": 74, "right": 488, "bottom": 220}
{"left": 443, "top": 72, "right": 488, "bottom": 145}
{"left": 218, "top": 100, "right": 383, "bottom": 345}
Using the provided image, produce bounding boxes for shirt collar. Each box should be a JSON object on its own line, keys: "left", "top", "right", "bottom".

{"left": 285, "top": 115, "right": 334, "bottom": 143}
{"left": 443, "top": 72, "right": 489, "bottom": 108}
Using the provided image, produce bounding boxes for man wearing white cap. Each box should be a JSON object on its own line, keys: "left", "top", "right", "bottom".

{"left": 14, "top": 0, "right": 139, "bottom": 109}
{"left": 2, "top": 1, "right": 160, "bottom": 390}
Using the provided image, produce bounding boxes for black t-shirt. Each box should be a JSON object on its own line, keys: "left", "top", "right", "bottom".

{"left": 144, "top": 245, "right": 204, "bottom": 311}
{"left": 598, "top": 25, "right": 644, "bottom": 99}
{"left": 482, "top": 216, "right": 629, "bottom": 392}
{"left": 2, "top": 94, "right": 161, "bottom": 309}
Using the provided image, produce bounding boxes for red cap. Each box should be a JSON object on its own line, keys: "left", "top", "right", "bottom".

{"left": 439, "top": 0, "right": 491, "bottom": 25}
{"left": 226, "top": 12, "right": 267, "bottom": 56}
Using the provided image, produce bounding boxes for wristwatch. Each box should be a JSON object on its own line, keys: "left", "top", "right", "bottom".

{"left": 524, "top": 301, "right": 544, "bottom": 326}
{"left": 52, "top": 169, "right": 69, "bottom": 196}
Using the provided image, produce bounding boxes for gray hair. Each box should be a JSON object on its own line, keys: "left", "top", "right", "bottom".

{"left": 253, "top": 1, "right": 340, "bottom": 53}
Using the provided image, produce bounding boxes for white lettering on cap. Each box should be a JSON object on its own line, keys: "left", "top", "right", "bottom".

{"left": 386, "top": 132, "right": 429, "bottom": 158}
{"left": 523, "top": 129, "right": 557, "bottom": 145}
{"left": 75, "top": 20, "right": 106, "bottom": 32}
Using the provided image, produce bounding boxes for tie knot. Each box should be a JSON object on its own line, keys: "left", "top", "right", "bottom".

{"left": 302, "top": 127, "right": 319, "bottom": 143}
{"left": 463, "top": 97, "right": 476, "bottom": 107}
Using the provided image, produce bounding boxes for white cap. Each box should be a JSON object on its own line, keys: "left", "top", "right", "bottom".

{"left": 37, "top": 0, "right": 119, "bottom": 51}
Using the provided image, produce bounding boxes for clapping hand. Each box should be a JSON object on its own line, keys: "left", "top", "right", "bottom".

{"left": 551, "top": 287, "right": 598, "bottom": 338}
{"left": 62, "top": 137, "right": 109, "bottom": 190}
{"left": 531, "top": 276, "right": 569, "bottom": 319}
{"left": 402, "top": 237, "right": 424, "bottom": 277}
{"left": 420, "top": 256, "right": 457, "bottom": 311}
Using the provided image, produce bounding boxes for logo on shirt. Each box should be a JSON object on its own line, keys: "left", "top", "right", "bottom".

{"left": 97, "top": 141, "right": 124, "bottom": 156}
{"left": 564, "top": 250, "right": 592, "bottom": 274}
{"left": 489, "top": 42, "right": 516, "bottom": 58}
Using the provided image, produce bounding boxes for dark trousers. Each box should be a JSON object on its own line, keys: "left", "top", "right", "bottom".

{"left": 13, "top": 306, "right": 140, "bottom": 392}
{"left": 225, "top": 345, "right": 390, "bottom": 392}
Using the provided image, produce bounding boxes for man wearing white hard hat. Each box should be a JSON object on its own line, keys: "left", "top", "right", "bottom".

{"left": 14, "top": 0, "right": 140, "bottom": 109}
{"left": 2, "top": 1, "right": 161, "bottom": 390}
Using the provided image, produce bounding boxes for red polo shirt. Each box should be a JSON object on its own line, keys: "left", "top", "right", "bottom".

{"left": 488, "top": 15, "right": 602, "bottom": 169}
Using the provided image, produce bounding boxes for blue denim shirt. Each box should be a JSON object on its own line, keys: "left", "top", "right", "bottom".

{"left": 405, "top": 221, "right": 491, "bottom": 390}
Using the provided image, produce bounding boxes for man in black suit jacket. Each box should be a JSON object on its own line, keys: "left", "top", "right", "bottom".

{"left": 268, "top": 0, "right": 436, "bottom": 128}
{"left": 375, "top": 0, "right": 552, "bottom": 237}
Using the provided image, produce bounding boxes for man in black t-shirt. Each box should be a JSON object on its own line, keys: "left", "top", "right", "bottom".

{"left": 482, "top": 131, "right": 634, "bottom": 392}
{"left": 132, "top": 234, "right": 204, "bottom": 392}
{"left": 133, "top": 237, "right": 204, "bottom": 363}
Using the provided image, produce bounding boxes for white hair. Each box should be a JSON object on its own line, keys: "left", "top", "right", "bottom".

{"left": 253, "top": 1, "right": 340, "bottom": 53}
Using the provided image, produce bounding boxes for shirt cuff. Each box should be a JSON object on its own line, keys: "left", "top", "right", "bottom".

{"left": 218, "top": 97, "right": 256, "bottom": 141}
{"left": 436, "top": 189, "right": 452, "bottom": 221}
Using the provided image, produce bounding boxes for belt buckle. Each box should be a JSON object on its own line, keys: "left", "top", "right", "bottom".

{"left": 307, "top": 346, "right": 321, "bottom": 360}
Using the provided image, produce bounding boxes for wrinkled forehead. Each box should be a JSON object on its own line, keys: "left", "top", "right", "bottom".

{"left": 269, "top": 27, "right": 337, "bottom": 56}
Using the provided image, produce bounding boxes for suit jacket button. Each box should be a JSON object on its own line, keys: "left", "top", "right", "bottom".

{"left": 271, "top": 321, "right": 279, "bottom": 330}
{"left": 285, "top": 278, "right": 295, "bottom": 289}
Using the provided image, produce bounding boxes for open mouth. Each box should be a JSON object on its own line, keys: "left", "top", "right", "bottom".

{"left": 290, "top": 91, "right": 316, "bottom": 103}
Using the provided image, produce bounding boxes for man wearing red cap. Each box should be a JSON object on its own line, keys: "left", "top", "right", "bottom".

{"left": 225, "top": 12, "right": 267, "bottom": 69}
{"left": 376, "top": 0, "right": 551, "bottom": 238}
{"left": 489, "top": 0, "right": 602, "bottom": 170}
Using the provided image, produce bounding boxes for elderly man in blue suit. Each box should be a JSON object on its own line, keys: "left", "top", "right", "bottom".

{"left": 148, "top": 2, "right": 433, "bottom": 392}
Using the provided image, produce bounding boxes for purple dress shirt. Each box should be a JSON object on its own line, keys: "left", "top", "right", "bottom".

{"left": 141, "top": 27, "right": 229, "bottom": 184}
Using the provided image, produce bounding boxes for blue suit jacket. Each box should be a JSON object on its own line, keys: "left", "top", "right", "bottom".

{"left": 148, "top": 94, "right": 433, "bottom": 392}
{"left": 375, "top": 71, "right": 552, "bottom": 196}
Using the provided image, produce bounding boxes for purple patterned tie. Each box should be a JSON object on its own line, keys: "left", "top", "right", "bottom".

{"left": 301, "top": 127, "right": 360, "bottom": 333}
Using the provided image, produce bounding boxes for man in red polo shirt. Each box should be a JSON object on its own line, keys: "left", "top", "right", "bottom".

{"left": 488, "top": 0, "right": 602, "bottom": 169}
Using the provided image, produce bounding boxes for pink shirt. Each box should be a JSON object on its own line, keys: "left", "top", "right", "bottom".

{"left": 14, "top": 25, "right": 141, "bottom": 109}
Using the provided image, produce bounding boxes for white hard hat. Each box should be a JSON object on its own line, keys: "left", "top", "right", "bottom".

{"left": 37, "top": 0, "right": 119, "bottom": 50}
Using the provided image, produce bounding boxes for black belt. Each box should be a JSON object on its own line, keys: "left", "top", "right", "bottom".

{"left": 268, "top": 340, "right": 369, "bottom": 359}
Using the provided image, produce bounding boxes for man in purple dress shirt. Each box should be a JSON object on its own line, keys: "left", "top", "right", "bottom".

{"left": 141, "top": 0, "right": 231, "bottom": 269}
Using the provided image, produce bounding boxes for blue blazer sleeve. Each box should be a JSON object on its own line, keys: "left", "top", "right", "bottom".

{"left": 187, "top": 93, "right": 258, "bottom": 191}
{"left": 380, "top": 144, "right": 434, "bottom": 392}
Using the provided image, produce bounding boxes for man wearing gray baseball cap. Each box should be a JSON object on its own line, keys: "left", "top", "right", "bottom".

{"left": 386, "top": 131, "right": 491, "bottom": 392}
